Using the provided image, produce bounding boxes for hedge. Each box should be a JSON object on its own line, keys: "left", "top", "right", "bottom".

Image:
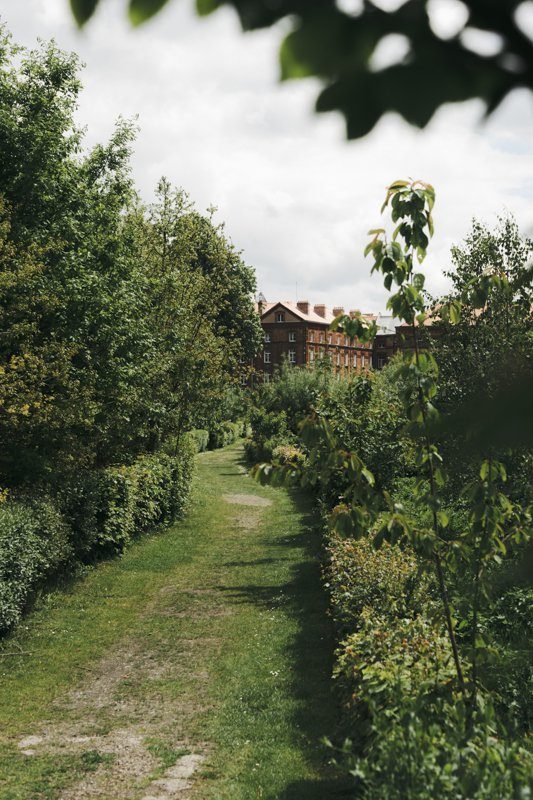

{"left": 188, "top": 429, "right": 209, "bottom": 453}
{"left": 324, "top": 532, "right": 533, "bottom": 797}
{"left": 207, "top": 420, "right": 243, "bottom": 450}
{"left": 0, "top": 439, "right": 196, "bottom": 633}
{"left": 0, "top": 498, "right": 72, "bottom": 631}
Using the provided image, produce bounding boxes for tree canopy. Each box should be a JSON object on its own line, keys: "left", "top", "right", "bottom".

{"left": 0, "top": 28, "right": 262, "bottom": 484}
{"left": 69, "top": 0, "right": 533, "bottom": 138}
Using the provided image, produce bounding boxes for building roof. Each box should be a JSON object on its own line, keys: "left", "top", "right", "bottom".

{"left": 375, "top": 314, "right": 400, "bottom": 335}
{"left": 257, "top": 299, "right": 377, "bottom": 327}
{"left": 256, "top": 300, "right": 335, "bottom": 325}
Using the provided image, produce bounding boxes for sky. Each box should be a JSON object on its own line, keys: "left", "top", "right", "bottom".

{"left": 3, "top": 0, "right": 533, "bottom": 313}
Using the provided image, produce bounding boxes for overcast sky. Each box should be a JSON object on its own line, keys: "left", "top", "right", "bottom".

{"left": 3, "top": 0, "right": 533, "bottom": 312}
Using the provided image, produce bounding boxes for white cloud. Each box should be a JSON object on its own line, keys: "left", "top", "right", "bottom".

{"left": 2, "top": 0, "right": 533, "bottom": 312}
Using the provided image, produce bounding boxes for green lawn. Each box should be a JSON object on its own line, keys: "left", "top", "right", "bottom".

{"left": 0, "top": 444, "right": 349, "bottom": 799}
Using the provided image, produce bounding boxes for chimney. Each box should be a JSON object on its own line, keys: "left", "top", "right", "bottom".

{"left": 297, "top": 300, "right": 310, "bottom": 315}
{"left": 314, "top": 304, "right": 327, "bottom": 318}
{"left": 257, "top": 291, "right": 267, "bottom": 316}
{"left": 349, "top": 309, "right": 360, "bottom": 318}
{"left": 333, "top": 306, "right": 345, "bottom": 318}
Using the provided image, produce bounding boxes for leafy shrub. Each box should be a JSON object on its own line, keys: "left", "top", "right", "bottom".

{"left": 271, "top": 443, "right": 307, "bottom": 467}
{"left": 208, "top": 420, "right": 242, "bottom": 450}
{"left": 188, "top": 429, "right": 209, "bottom": 453}
{"left": 334, "top": 610, "right": 454, "bottom": 720}
{"left": 342, "top": 694, "right": 532, "bottom": 800}
{"left": 244, "top": 407, "right": 294, "bottom": 464}
{"left": 63, "top": 443, "right": 195, "bottom": 557}
{"left": 0, "top": 498, "right": 72, "bottom": 631}
{"left": 334, "top": 608, "right": 532, "bottom": 798}
{"left": 257, "top": 361, "right": 333, "bottom": 431}
{"left": 326, "top": 534, "right": 429, "bottom": 633}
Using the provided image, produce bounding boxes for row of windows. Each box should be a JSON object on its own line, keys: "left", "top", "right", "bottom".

{"left": 264, "top": 331, "right": 358, "bottom": 346}
{"left": 264, "top": 351, "right": 296, "bottom": 364}
{"left": 264, "top": 350, "right": 368, "bottom": 367}
{"left": 265, "top": 332, "right": 296, "bottom": 343}
{"left": 309, "top": 351, "right": 367, "bottom": 367}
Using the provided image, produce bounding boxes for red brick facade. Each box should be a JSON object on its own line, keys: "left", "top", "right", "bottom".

{"left": 253, "top": 300, "right": 373, "bottom": 381}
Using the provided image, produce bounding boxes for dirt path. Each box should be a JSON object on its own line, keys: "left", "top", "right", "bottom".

{"left": 0, "top": 445, "right": 347, "bottom": 800}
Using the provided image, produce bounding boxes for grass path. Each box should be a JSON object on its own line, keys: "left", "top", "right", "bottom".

{"left": 0, "top": 444, "right": 349, "bottom": 800}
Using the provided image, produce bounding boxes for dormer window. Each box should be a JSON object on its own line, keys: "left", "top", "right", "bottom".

{"left": 276, "top": 312, "right": 285, "bottom": 322}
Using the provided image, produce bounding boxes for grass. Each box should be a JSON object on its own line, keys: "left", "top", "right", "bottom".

{"left": 0, "top": 444, "right": 349, "bottom": 799}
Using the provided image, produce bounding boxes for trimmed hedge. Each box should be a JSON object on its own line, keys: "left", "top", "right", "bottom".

{"left": 208, "top": 420, "right": 243, "bottom": 450}
{"left": 0, "top": 498, "right": 72, "bottom": 631}
{"left": 188, "top": 429, "right": 209, "bottom": 453}
{"left": 65, "top": 442, "right": 196, "bottom": 557}
{"left": 0, "top": 440, "right": 196, "bottom": 632}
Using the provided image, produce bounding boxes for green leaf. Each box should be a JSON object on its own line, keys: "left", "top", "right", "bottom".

{"left": 70, "top": 0, "right": 99, "bottom": 26}
{"left": 129, "top": 0, "right": 172, "bottom": 26}
{"left": 196, "top": 0, "right": 220, "bottom": 15}
{"left": 437, "top": 510, "right": 449, "bottom": 528}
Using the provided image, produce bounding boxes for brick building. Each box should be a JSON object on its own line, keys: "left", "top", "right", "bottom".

{"left": 253, "top": 298, "right": 373, "bottom": 381}
{"left": 372, "top": 315, "right": 399, "bottom": 369}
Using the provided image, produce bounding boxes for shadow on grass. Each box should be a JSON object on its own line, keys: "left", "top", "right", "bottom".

{"left": 219, "top": 487, "right": 353, "bottom": 800}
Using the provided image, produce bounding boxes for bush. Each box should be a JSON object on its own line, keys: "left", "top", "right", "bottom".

{"left": 0, "top": 498, "right": 72, "bottom": 631}
{"left": 60, "top": 440, "right": 195, "bottom": 559}
{"left": 188, "top": 429, "right": 209, "bottom": 453}
{"left": 326, "top": 534, "right": 428, "bottom": 633}
{"left": 342, "top": 693, "right": 532, "bottom": 800}
{"left": 208, "top": 420, "right": 242, "bottom": 450}
{"left": 0, "top": 439, "right": 196, "bottom": 633}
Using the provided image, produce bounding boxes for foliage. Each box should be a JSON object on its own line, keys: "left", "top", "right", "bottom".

{"left": 253, "top": 180, "right": 533, "bottom": 795}
{"left": 338, "top": 694, "right": 532, "bottom": 800}
{"left": 0, "top": 498, "right": 72, "bottom": 631}
{"left": 188, "top": 429, "right": 210, "bottom": 453}
{"left": 432, "top": 216, "right": 533, "bottom": 493}
{"left": 255, "top": 360, "right": 335, "bottom": 433}
{"left": 326, "top": 534, "right": 426, "bottom": 633}
{"left": 69, "top": 0, "right": 533, "bottom": 139}
{"left": 0, "top": 439, "right": 195, "bottom": 632}
{"left": 0, "top": 28, "right": 261, "bottom": 634}
{"left": 207, "top": 420, "right": 243, "bottom": 450}
{"left": 0, "top": 30, "right": 260, "bottom": 486}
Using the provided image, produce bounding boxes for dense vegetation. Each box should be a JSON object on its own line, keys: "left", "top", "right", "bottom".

{"left": 249, "top": 200, "right": 532, "bottom": 797}
{"left": 0, "top": 28, "right": 261, "bottom": 632}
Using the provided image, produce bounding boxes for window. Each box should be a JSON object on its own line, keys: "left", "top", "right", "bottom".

{"left": 264, "top": 352, "right": 271, "bottom": 364}
{"left": 320, "top": 332, "right": 325, "bottom": 343}
{"left": 344, "top": 353, "right": 349, "bottom": 366}
{"left": 276, "top": 312, "right": 285, "bottom": 322}
{"left": 328, "top": 334, "right": 332, "bottom": 344}
{"left": 336, "top": 353, "right": 340, "bottom": 366}
{"left": 378, "top": 357, "right": 387, "bottom": 369}
{"left": 289, "top": 349, "right": 296, "bottom": 364}
{"left": 309, "top": 349, "right": 315, "bottom": 362}
{"left": 378, "top": 340, "right": 385, "bottom": 348}
{"left": 337, "top": 334, "right": 342, "bottom": 345}
{"left": 288, "top": 331, "right": 296, "bottom": 342}
{"left": 353, "top": 353, "right": 358, "bottom": 367}
{"left": 264, "top": 332, "right": 271, "bottom": 343}
{"left": 361, "top": 355, "right": 366, "bottom": 367}
{"left": 309, "top": 330, "right": 315, "bottom": 343}
{"left": 263, "top": 372, "right": 271, "bottom": 383}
